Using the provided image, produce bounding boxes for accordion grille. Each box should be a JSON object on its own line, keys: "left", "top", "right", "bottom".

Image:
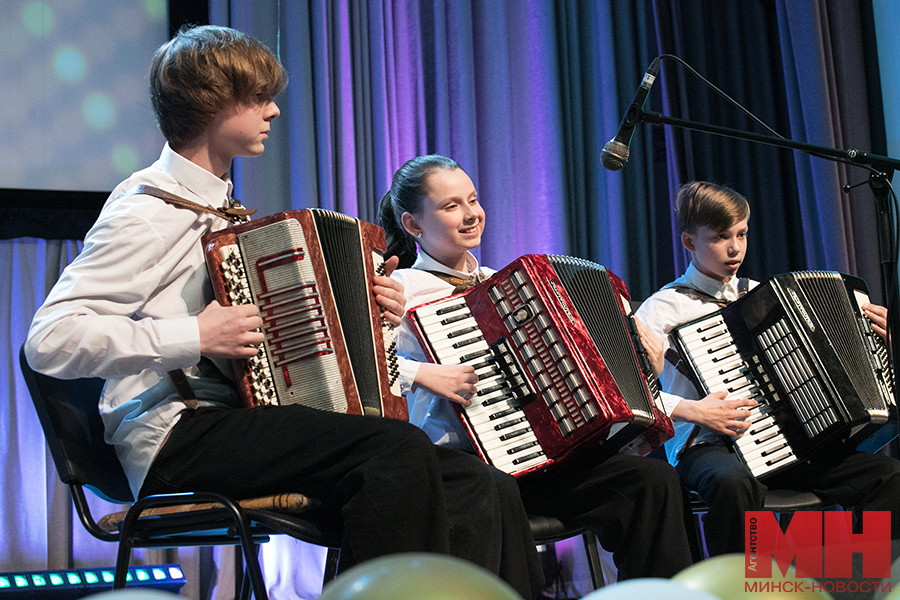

{"left": 792, "top": 271, "right": 884, "bottom": 412}
{"left": 547, "top": 255, "right": 651, "bottom": 420}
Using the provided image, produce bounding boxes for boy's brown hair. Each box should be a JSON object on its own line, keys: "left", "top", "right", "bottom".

{"left": 150, "top": 25, "right": 287, "bottom": 150}
{"left": 675, "top": 181, "right": 750, "bottom": 234}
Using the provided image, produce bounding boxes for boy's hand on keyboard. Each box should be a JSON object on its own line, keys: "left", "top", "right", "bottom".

{"left": 673, "top": 392, "right": 758, "bottom": 438}
{"left": 862, "top": 303, "right": 888, "bottom": 342}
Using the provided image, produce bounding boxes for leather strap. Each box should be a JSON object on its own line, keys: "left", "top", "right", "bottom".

{"left": 425, "top": 270, "right": 479, "bottom": 295}
{"left": 664, "top": 277, "right": 750, "bottom": 307}
{"left": 168, "top": 369, "right": 198, "bottom": 410}
{"left": 126, "top": 184, "right": 256, "bottom": 223}
{"left": 117, "top": 184, "right": 255, "bottom": 408}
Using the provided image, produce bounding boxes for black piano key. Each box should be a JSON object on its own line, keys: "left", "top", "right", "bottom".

{"left": 436, "top": 302, "right": 468, "bottom": 315}
{"left": 489, "top": 407, "right": 519, "bottom": 420}
{"left": 481, "top": 393, "right": 512, "bottom": 407}
{"left": 476, "top": 367, "right": 501, "bottom": 380}
{"left": 700, "top": 329, "right": 729, "bottom": 343}
{"left": 477, "top": 383, "right": 507, "bottom": 396}
{"left": 459, "top": 349, "right": 491, "bottom": 363}
{"left": 765, "top": 452, "right": 794, "bottom": 467}
{"left": 760, "top": 442, "right": 789, "bottom": 457}
{"left": 452, "top": 337, "right": 483, "bottom": 350}
{"left": 711, "top": 349, "right": 739, "bottom": 363}
{"left": 447, "top": 325, "right": 480, "bottom": 339}
{"left": 512, "top": 451, "right": 545, "bottom": 465}
{"left": 696, "top": 320, "right": 724, "bottom": 334}
{"left": 507, "top": 440, "right": 540, "bottom": 455}
{"left": 707, "top": 341, "right": 732, "bottom": 355}
{"left": 440, "top": 313, "right": 470, "bottom": 325}
{"left": 495, "top": 417, "right": 528, "bottom": 431}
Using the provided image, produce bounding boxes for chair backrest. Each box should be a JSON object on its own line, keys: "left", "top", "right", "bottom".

{"left": 19, "top": 345, "right": 134, "bottom": 503}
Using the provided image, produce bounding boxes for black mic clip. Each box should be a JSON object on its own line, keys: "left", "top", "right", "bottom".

{"left": 841, "top": 179, "right": 868, "bottom": 193}
{"left": 600, "top": 57, "right": 661, "bottom": 171}
{"left": 843, "top": 171, "right": 890, "bottom": 193}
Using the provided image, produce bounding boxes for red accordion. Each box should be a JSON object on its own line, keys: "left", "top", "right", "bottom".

{"left": 407, "top": 254, "right": 672, "bottom": 477}
{"left": 202, "top": 209, "right": 407, "bottom": 421}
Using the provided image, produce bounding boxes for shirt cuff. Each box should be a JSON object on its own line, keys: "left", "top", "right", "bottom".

{"left": 396, "top": 355, "right": 420, "bottom": 396}
{"left": 158, "top": 316, "right": 201, "bottom": 372}
{"left": 659, "top": 391, "right": 683, "bottom": 417}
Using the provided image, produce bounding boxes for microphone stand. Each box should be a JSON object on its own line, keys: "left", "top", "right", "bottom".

{"left": 639, "top": 109, "right": 900, "bottom": 409}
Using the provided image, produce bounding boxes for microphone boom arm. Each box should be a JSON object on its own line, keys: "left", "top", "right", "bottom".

{"left": 640, "top": 109, "right": 900, "bottom": 172}
{"left": 638, "top": 107, "right": 900, "bottom": 411}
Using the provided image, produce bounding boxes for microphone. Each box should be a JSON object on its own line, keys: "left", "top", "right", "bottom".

{"left": 600, "top": 57, "right": 660, "bottom": 171}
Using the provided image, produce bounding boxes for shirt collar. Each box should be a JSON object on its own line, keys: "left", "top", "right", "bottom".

{"left": 675, "top": 261, "right": 741, "bottom": 302}
{"left": 411, "top": 250, "right": 486, "bottom": 283}
{"left": 157, "top": 143, "right": 234, "bottom": 209}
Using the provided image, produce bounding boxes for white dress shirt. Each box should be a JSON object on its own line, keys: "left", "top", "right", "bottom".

{"left": 25, "top": 144, "right": 241, "bottom": 498}
{"left": 635, "top": 261, "right": 758, "bottom": 464}
{"left": 391, "top": 251, "right": 493, "bottom": 449}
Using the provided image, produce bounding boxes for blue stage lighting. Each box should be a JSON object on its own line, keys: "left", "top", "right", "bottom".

{"left": 0, "top": 564, "right": 185, "bottom": 598}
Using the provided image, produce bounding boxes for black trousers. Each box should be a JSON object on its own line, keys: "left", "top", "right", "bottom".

{"left": 679, "top": 444, "right": 900, "bottom": 557}
{"left": 140, "top": 405, "right": 545, "bottom": 599}
{"left": 518, "top": 451, "right": 694, "bottom": 580}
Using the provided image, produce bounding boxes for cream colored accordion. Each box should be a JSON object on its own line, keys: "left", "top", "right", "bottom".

{"left": 202, "top": 209, "right": 407, "bottom": 420}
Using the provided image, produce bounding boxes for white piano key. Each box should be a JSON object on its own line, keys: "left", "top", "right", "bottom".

{"left": 426, "top": 332, "right": 485, "bottom": 355}
{"left": 414, "top": 299, "right": 549, "bottom": 476}
{"left": 417, "top": 311, "right": 477, "bottom": 330}
{"left": 740, "top": 446, "right": 796, "bottom": 476}
{"left": 677, "top": 317, "right": 801, "bottom": 480}
{"left": 480, "top": 427, "right": 537, "bottom": 452}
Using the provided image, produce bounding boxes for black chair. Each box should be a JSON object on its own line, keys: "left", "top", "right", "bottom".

{"left": 688, "top": 488, "right": 824, "bottom": 560}
{"left": 529, "top": 514, "right": 606, "bottom": 589}
{"left": 19, "top": 345, "right": 342, "bottom": 600}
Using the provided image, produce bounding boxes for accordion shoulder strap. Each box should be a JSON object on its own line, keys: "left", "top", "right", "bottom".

{"left": 119, "top": 184, "right": 255, "bottom": 224}
{"left": 168, "top": 369, "right": 198, "bottom": 409}
{"left": 423, "top": 270, "right": 478, "bottom": 295}
{"left": 116, "top": 184, "right": 252, "bottom": 407}
{"left": 664, "top": 277, "right": 751, "bottom": 307}
{"left": 118, "top": 185, "right": 253, "bottom": 407}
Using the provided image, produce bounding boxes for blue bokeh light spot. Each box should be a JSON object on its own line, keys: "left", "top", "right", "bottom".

{"left": 82, "top": 93, "right": 116, "bottom": 129}
{"left": 111, "top": 145, "right": 139, "bottom": 175}
{"left": 54, "top": 46, "right": 87, "bottom": 82}
{"left": 144, "top": 0, "right": 166, "bottom": 19}
{"left": 22, "top": 2, "right": 54, "bottom": 36}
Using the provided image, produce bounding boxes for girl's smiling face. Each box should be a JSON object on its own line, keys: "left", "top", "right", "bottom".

{"left": 401, "top": 168, "right": 485, "bottom": 272}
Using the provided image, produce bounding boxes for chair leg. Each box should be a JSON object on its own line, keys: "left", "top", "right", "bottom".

{"left": 240, "top": 554, "right": 255, "bottom": 600}
{"left": 581, "top": 531, "right": 606, "bottom": 589}
{"left": 323, "top": 547, "right": 341, "bottom": 585}
{"left": 685, "top": 490, "right": 709, "bottom": 561}
{"left": 235, "top": 546, "right": 245, "bottom": 599}
{"left": 113, "top": 539, "right": 134, "bottom": 589}
{"left": 234, "top": 536, "right": 268, "bottom": 600}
